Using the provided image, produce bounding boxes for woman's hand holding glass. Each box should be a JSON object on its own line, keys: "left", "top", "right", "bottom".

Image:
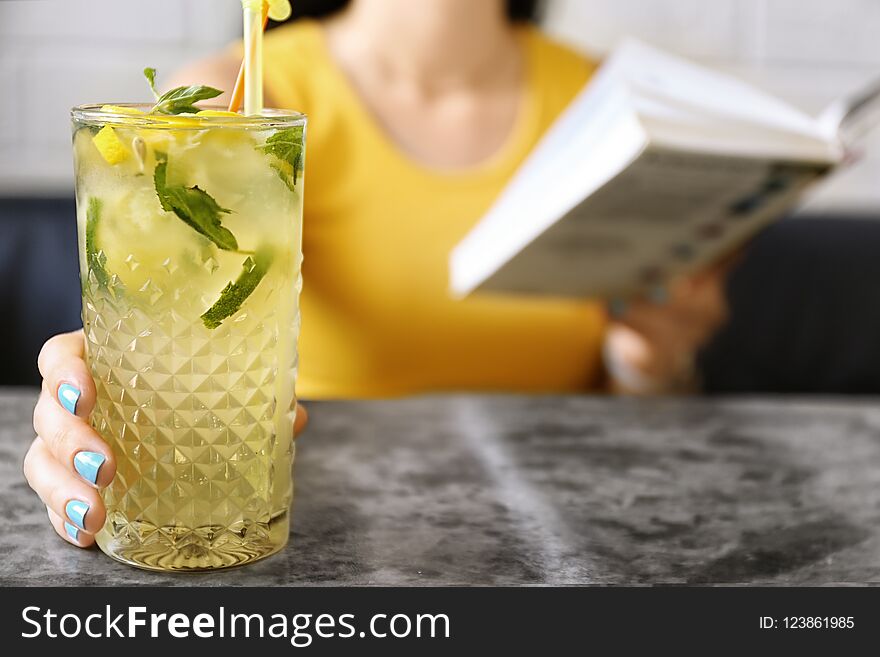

{"left": 23, "top": 330, "right": 308, "bottom": 548}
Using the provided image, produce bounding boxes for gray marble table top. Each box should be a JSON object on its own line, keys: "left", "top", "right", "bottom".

{"left": 2, "top": 389, "right": 879, "bottom": 586}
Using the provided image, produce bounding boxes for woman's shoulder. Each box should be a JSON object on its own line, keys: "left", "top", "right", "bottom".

{"left": 263, "top": 18, "right": 324, "bottom": 60}
{"left": 262, "top": 20, "right": 327, "bottom": 110}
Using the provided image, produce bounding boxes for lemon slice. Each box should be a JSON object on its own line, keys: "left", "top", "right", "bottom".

{"left": 196, "top": 110, "right": 242, "bottom": 118}
{"left": 100, "top": 105, "right": 145, "bottom": 116}
{"left": 149, "top": 114, "right": 202, "bottom": 127}
{"left": 267, "top": 0, "right": 292, "bottom": 21}
{"left": 92, "top": 125, "right": 129, "bottom": 165}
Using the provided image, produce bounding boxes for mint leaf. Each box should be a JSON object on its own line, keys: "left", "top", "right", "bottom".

{"left": 270, "top": 161, "right": 297, "bottom": 192}
{"left": 260, "top": 126, "right": 304, "bottom": 163}
{"left": 153, "top": 85, "right": 223, "bottom": 114}
{"left": 85, "top": 197, "right": 110, "bottom": 288}
{"left": 259, "top": 126, "right": 304, "bottom": 190}
{"left": 153, "top": 152, "right": 238, "bottom": 251}
{"left": 201, "top": 249, "right": 273, "bottom": 329}
{"left": 143, "top": 67, "right": 159, "bottom": 100}
{"left": 141, "top": 67, "right": 223, "bottom": 114}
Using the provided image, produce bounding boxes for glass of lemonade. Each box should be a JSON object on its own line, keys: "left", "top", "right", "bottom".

{"left": 71, "top": 103, "right": 305, "bottom": 571}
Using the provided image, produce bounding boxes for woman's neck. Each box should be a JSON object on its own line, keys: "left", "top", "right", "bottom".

{"left": 330, "top": 0, "right": 519, "bottom": 92}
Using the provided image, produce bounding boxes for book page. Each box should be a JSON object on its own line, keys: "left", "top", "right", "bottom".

{"left": 476, "top": 147, "right": 832, "bottom": 299}
{"left": 613, "top": 38, "right": 822, "bottom": 139}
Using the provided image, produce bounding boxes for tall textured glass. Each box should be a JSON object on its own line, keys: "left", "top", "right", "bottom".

{"left": 71, "top": 104, "right": 305, "bottom": 571}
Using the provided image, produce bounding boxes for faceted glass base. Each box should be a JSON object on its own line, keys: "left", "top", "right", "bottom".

{"left": 95, "top": 511, "right": 290, "bottom": 572}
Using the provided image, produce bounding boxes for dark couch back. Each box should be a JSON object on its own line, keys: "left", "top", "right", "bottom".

{"left": 2, "top": 198, "right": 880, "bottom": 392}
{"left": 0, "top": 198, "right": 82, "bottom": 386}
{"left": 700, "top": 215, "right": 880, "bottom": 393}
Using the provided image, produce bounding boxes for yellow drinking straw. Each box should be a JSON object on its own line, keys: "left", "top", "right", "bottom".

{"left": 230, "top": 0, "right": 292, "bottom": 114}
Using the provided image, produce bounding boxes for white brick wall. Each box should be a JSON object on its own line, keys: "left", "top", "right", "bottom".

{"left": 0, "top": 0, "right": 241, "bottom": 194}
{"left": 1, "top": 0, "right": 878, "bottom": 210}
{"left": 544, "top": 0, "right": 880, "bottom": 212}
{"left": 544, "top": 0, "right": 763, "bottom": 61}
{"left": 0, "top": 60, "right": 18, "bottom": 148}
{"left": 761, "top": 0, "right": 880, "bottom": 66}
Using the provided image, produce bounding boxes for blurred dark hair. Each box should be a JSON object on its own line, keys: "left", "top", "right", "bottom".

{"left": 268, "top": 0, "right": 543, "bottom": 28}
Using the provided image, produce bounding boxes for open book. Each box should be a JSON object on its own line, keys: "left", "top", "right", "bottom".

{"left": 450, "top": 39, "right": 880, "bottom": 299}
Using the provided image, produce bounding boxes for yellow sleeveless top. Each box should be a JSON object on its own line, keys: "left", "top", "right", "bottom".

{"left": 261, "top": 20, "right": 607, "bottom": 398}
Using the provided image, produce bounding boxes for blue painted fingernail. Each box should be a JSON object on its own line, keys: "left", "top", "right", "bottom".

{"left": 73, "top": 451, "right": 105, "bottom": 485}
{"left": 609, "top": 298, "right": 628, "bottom": 319}
{"left": 64, "top": 521, "right": 79, "bottom": 542}
{"left": 65, "top": 499, "right": 89, "bottom": 531}
{"left": 648, "top": 285, "right": 668, "bottom": 305}
{"left": 58, "top": 383, "right": 81, "bottom": 415}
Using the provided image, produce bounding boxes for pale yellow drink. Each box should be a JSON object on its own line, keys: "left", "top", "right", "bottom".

{"left": 71, "top": 104, "right": 305, "bottom": 571}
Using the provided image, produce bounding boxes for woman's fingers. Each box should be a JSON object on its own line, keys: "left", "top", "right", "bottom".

{"left": 611, "top": 267, "right": 729, "bottom": 347}
{"left": 48, "top": 507, "right": 96, "bottom": 548}
{"left": 605, "top": 264, "right": 731, "bottom": 393}
{"left": 616, "top": 301, "right": 708, "bottom": 350}
{"left": 37, "top": 330, "right": 96, "bottom": 421}
{"left": 32, "top": 387, "right": 115, "bottom": 487}
{"left": 24, "top": 437, "right": 105, "bottom": 545}
{"left": 670, "top": 272, "right": 729, "bottom": 328}
{"left": 31, "top": 329, "right": 107, "bottom": 548}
